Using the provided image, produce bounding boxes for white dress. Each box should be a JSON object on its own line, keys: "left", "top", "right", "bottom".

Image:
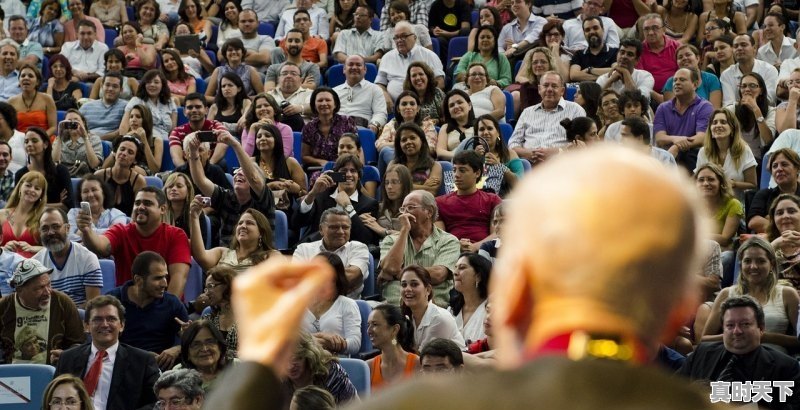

{"left": 302, "top": 296, "right": 362, "bottom": 355}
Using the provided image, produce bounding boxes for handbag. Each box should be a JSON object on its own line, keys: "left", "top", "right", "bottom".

{"left": 65, "top": 160, "right": 93, "bottom": 177}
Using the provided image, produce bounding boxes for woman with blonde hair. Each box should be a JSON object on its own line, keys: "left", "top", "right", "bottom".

{"left": 695, "top": 108, "right": 757, "bottom": 200}
{"left": 41, "top": 374, "right": 94, "bottom": 410}
{"left": 0, "top": 171, "right": 47, "bottom": 257}
{"left": 766, "top": 194, "right": 800, "bottom": 291}
{"left": 510, "top": 46, "right": 559, "bottom": 116}
{"left": 164, "top": 172, "right": 207, "bottom": 244}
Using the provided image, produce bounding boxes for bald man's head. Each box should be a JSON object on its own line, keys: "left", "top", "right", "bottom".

{"left": 491, "top": 145, "right": 706, "bottom": 366}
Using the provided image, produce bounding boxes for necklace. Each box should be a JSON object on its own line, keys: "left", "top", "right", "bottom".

{"left": 22, "top": 91, "right": 37, "bottom": 111}
{"left": 259, "top": 160, "right": 274, "bottom": 179}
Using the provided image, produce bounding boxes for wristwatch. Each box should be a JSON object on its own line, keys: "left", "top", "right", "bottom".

{"left": 587, "top": 67, "right": 594, "bottom": 75}
{"left": 756, "top": 116, "right": 765, "bottom": 123}
{"left": 344, "top": 204, "right": 355, "bottom": 215}
{"left": 511, "top": 43, "right": 519, "bottom": 49}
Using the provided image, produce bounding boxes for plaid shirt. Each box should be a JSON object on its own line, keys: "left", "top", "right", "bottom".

{"left": 0, "top": 169, "right": 13, "bottom": 207}
{"left": 380, "top": 0, "right": 429, "bottom": 30}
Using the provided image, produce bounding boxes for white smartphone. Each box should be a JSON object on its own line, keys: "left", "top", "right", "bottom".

{"left": 80, "top": 201, "right": 91, "bottom": 218}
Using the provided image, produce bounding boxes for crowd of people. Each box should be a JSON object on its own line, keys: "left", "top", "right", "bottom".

{"left": 1, "top": 0, "right": 800, "bottom": 407}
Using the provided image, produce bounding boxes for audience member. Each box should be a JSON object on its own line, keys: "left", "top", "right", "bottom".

{"left": 747, "top": 149, "right": 800, "bottom": 233}
{"left": 333, "top": 55, "right": 387, "bottom": 132}
{"left": 79, "top": 71, "right": 129, "bottom": 142}
{"left": 636, "top": 13, "right": 680, "bottom": 103}
{"left": 95, "top": 135, "right": 147, "bottom": 215}
{"left": 562, "top": 0, "right": 619, "bottom": 52}
{"left": 366, "top": 303, "right": 418, "bottom": 390}
{"left": 568, "top": 16, "right": 618, "bottom": 82}
{"left": 153, "top": 369, "right": 205, "bottom": 410}
{"left": 66, "top": 175, "right": 127, "bottom": 241}
{"left": 0, "top": 171, "right": 46, "bottom": 258}
{"left": 9, "top": 65, "right": 56, "bottom": 135}
{"left": 60, "top": 20, "right": 108, "bottom": 83}
{"left": 376, "top": 21, "right": 445, "bottom": 104}
{"left": 721, "top": 34, "right": 778, "bottom": 107}
{"left": 280, "top": 10, "right": 328, "bottom": 68}
{"left": 332, "top": 5, "right": 383, "bottom": 64}
{"left": 662, "top": 44, "right": 722, "bottom": 108}
{"left": 0, "top": 39, "right": 21, "bottom": 100}
{"left": 265, "top": 31, "right": 321, "bottom": 92}
{"left": 419, "top": 338, "right": 465, "bottom": 374}
{"left": 168, "top": 93, "right": 227, "bottom": 168}
{"left": 174, "top": 319, "right": 235, "bottom": 392}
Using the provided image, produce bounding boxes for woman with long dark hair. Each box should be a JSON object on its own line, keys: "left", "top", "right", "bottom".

{"left": 95, "top": 135, "right": 147, "bottom": 216}
{"left": 436, "top": 89, "right": 476, "bottom": 160}
{"left": 119, "top": 69, "right": 177, "bottom": 140}
{"left": 161, "top": 49, "right": 196, "bottom": 106}
{"left": 366, "top": 303, "right": 418, "bottom": 390}
{"left": 403, "top": 62, "right": 446, "bottom": 125}
{"left": 454, "top": 26, "right": 512, "bottom": 88}
{"left": 361, "top": 163, "right": 413, "bottom": 240}
{"left": 400, "top": 265, "right": 465, "bottom": 351}
{"left": 208, "top": 72, "right": 251, "bottom": 135}
{"left": 467, "top": 6, "right": 502, "bottom": 51}
{"left": 375, "top": 90, "right": 438, "bottom": 175}
{"left": 390, "top": 123, "right": 443, "bottom": 195}
{"left": 176, "top": 319, "right": 234, "bottom": 391}
{"left": 252, "top": 123, "right": 307, "bottom": 214}
{"left": 449, "top": 253, "right": 491, "bottom": 344}
{"left": 574, "top": 81, "right": 602, "bottom": 126}
{"left": 728, "top": 74, "right": 774, "bottom": 167}
{"left": 15, "top": 127, "right": 72, "bottom": 208}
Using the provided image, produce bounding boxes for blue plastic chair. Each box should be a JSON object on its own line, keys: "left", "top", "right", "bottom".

{"left": 365, "top": 63, "right": 377, "bottom": 82}
{"left": 357, "top": 128, "right": 377, "bottom": 164}
{"left": 760, "top": 153, "right": 771, "bottom": 189}
{"left": 471, "top": 10, "right": 479, "bottom": 26}
{"left": 437, "top": 160, "right": 452, "bottom": 196}
{"left": 565, "top": 85, "right": 577, "bottom": 101}
{"left": 41, "top": 55, "right": 49, "bottom": 82}
{"left": 293, "top": 131, "right": 303, "bottom": 164}
{"left": 274, "top": 210, "right": 288, "bottom": 250}
{"left": 354, "top": 300, "right": 374, "bottom": 356}
{"left": 144, "top": 176, "right": 163, "bottom": 189}
{"left": 327, "top": 64, "right": 346, "bottom": 87}
{"left": 223, "top": 145, "right": 240, "bottom": 174}
{"left": 447, "top": 36, "right": 469, "bottom": 66}
{"left": 56, "top": 110, "right": 66, "bottom": 124}
{"left": 371, "top": 17, "right": 380, "bottom": 30}
{"left": 0, "top": 364, "right": 55, "bottom": 410}
{"left": 520, "top": 158, "right": 532, "bottom": 172}
{"left": 339, "top": 358, "right": 371, "bottom": 397}
{"left": 100, "top": 259, "right": 116, "bottom": 294}
{"left": 105, "top": 28, "right": 117, "bottom": 49}
{"left": 362, "top": 253, "right": 376, "bottom": 298}
{"left": 195, "top": 77, "right": 207, "bottom": 95}
{"left": 203, "top": 50, "right": 217, "bottom": 78}
{"left": 499, "top": 123, "right": 513, "bottom": 145}
{"left": 78, "top": 82, "right": 91, "bottom": 98}
{"left": 177, "top": 106, "right": 188, "bottom": 126}
{"left": 514, "top": 59, "right": 523, "bottom": 78}
{"left": 258, "top": 21, "right": 276, "bottom": 37}
{"left": 207, "top": 25, "right": 218, "bottom": 51}
{"left": 71, "top": 177, "right": 80, "bottom": 196}
{"left": 161, "top": 139, "right": 175, "bottom": 172}
{"left": 503, "top": 90, "right": 514, "bottom": 124}
{"left": 225, "top": 173, "right": 233, "bottom": 186}
{"left": 126, "top": 6, "right": 135, "bottom": 21}
{"left": 184, "top": 258, "right": 205, "bottom": 301}
{"left": 101, "top": 141, "right": 112, "bottom": 158}
{"left": 430, "top": 37, "right": 440, "bottom": 57}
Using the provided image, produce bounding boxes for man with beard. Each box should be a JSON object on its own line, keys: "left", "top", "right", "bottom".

{"left": 106, "top": 252, "right": 188, "bottom": 370}
{"left": 636, "top": 14, "right": 680, "bottom": 104}
{"left": 0, "top": 39, "right": 21, "bottom": 100}
{"left": 33, "top": 208, "right": 102, "bottom": 308}
{"left": 279, "top": 9, "right": 328, "bottom": 69}
{"left": 721, "top": 34, "right": 779, "bottom": 107}
{"left": 265, "top": 29, "right": 320, "bottom": 91}
{"left": 595, "top": 38, "right": 654, "bottom": 99}
{"left": 569, "top": 16, "right": 618, "bottom": 82}
{"left": 333, "top": 55, "right": 387, "bottom": 132}
{"left": 562, "top": 0, "right": 619, "bottom": 52}
{"left": 76, "top": 187, "right": 191, "bottom": 298}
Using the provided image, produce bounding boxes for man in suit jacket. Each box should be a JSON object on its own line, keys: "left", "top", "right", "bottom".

{"left": 206, "top": 145, "right": 726, "bottom": 410}
{"left": 55, "top": 295, "right": 160, "bottom": 410}
{"left": 678, "top": 294, "right": 800, "bottom": 410}
{"left": 293, "top": 154, "right": 379, "bottom": 246}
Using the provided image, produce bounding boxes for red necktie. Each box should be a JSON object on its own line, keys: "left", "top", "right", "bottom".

{"left": 83, "top": 350, "right": 107, "bottom": 397}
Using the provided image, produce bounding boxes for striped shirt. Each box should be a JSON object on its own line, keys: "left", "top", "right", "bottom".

{"left": 33, "top": 242, "right": 102, "bottom": 307}
{"left": 532, "top": 0, "right": 583, "bottom": 20}
{"left": 509, "top": 98, "right": 586, "bottom": 149}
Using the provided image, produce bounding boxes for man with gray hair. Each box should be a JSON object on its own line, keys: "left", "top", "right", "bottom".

{"left": 154, "top": 369, "right": 204, "bottom": 410}
{"left": 293, "top": 207, "right": 370, "bottom": 298}
{"left": 0, "top": 39, "right": 21, "bottom": 100}
{"left": 379, "top": 190, "right": 460, "bottom": 308}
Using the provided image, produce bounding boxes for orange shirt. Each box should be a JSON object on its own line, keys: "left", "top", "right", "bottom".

{"left": 281, "top": 36, "right": 328, "bottom": 64}
{"left": 369, "top": 353, "right": 418, "bottom": 389}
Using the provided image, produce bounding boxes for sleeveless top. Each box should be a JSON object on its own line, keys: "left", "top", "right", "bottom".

{"left": 2, "top": 218, "right": 38, "bottom": 258}
{"left": 214, "top": 107, "right": 244, "bottom": 135}
{"left": 218, "top": 248, "right": 256, "bottom": 275}
{"left": 370, "top": 353, "right": 418, "bottom": 389}
{"left": 470, "top": 85, "right": 503, "bottom": 123}
{"left": 103, "top": 168, "right": 140, "bottom": 217}
{"left": 52, "top": 82, "right": 81, "bottom": 111}
{"left": 729, "top": 286, "right": 790, "bottom": 352}
{"left": 219, "top": 64, "right": 254, "bottom": 96}
{"left": 16, "top": 111, "right": 48, "bottom": 133}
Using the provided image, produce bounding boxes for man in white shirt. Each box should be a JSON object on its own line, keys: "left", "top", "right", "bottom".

{"left": 61, "top": 20, "right": 109, "bottom": 83}
{"left": 293, "top": 208, "right": 370, "bottom": 299}
{"left": 757, "top": 12, "right": 796, "bottom": 69}
{"left": 376, "top": 21, "right": 445, "bottom": 107}
{"left": 275, "top": 0, "right": 329, "bottom": 41}
{"left": 334, "top": 55, "right": 387, "bottom": 133}
{"left": 721, "top": 34, "right": 778, "bottom": 106}
{"left": 240, "top": 0, "right": 290, "bottom": 24}
{"left": 595, "top": 38, "right": 653, "bottom": 98}
{"left": 332, "top": 5, "right": 384, "bottom": 64}
{"left": 497, "top": 0, "right": 547, "bottom": 56}
{"left": 54, "top": 295, "right": 160, "bottom": 410}
{"left": 561, "top": 0, "right": 619, "bottom": 52}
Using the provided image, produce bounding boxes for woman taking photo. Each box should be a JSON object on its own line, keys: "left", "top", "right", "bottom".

{"left": 95, "top": 136, "right": 147, "bottom": 216}
{"left": 67, "top": 175, "right": 126, "bottom": 241}
{"left": 436, "top": 90, "right": 476, "bottom": 161}
{"left": 454, "top": 26, "right": 512, "bottom": 89}
{"left": 376, "top": 90, "right": 438, "bottom": 175}
{"left": 161, "top": 49, "right": 196, "bottom": 106}
{"left": 702, "top": 236, "right": 800, "bottom": 354}
{"left": 52, "top": 109, "right": 103, "bottom": 177}
{"left": 242, "top": 93, "right": 293, "bottom": 157}
{"left": 16, "top": 127, "right": 72, "bottom": 209}
{"left": 208, "top": 72, "right": 251, "bottom": 135}
{"left": 135, "top": 0, "right": 169, "bottom": 50}
{"left": 767, "top": 194, "right": 800, "bottom": 291}
{"left": 403, "top": 62, "right": 445, "bottom": 125}
{"left": 302, "top": 252, "right": 361, "bottom": 356}
{"left": 390, "top": 123, "right": 443, "bottom": 195}
{"left": 450, "top": 253, "right": 491, "bottom": 344}
{"left": 28, "top": 0, "right": 64, "bottom": 56}
{"left": 9, "top": 65, "right": 56, "bottom": 135}
{"left": 366, "top": 303, "right": 418, "bottom": 390}
{"left": 89, "top": 49, "right": 139, "bottom": 100}
{"left": 176, "top": 319, "right": 235, "bottom": 391}
{"left": 41, "top": 374, "right": 93, "bottom": 410}
{"left": 164, "top": 171, "right": 208, "bottom": 241}
{"left": 727, "top": 73, "right": 775, "bottom": 167}
{"left": 190, "top": 201, "right": 280, "bottom": 274}
{"left": 464, "top": 63, "right": 506, "bottom": 123}
{"left": 695, "top": 108, "right": 757, "bottom": 199}
{"left": 400, "top": 265, "right": 465, "bottom": 351}
{"left": 301, "top": 86, "right": 357, "bottom": 167}
{"left": 119, "top": 70, "right": 177, "bottom": 141}
{"left": 116, "top": 22, "right": 158, "bottom": 78}
{"left": 199, "top": 266, "right": 238, "bottom": 359}
{"left": 45, "top": 55, "right": 82, "bottom": 111}
{"left": 205, "top": 38, "right": 263, "bottom": 100}
{"left": 0, "top": 171, "right": 46, "bottom": 258}
{"left": 361, "top": 163, "right": 413, "bottom": 240}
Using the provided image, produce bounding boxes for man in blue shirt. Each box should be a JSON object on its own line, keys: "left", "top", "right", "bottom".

{"left": 0, "top": 39, "right": 21, "bottom": 100}
{"left": 79, "top": 71, "right": 128, "bottom": 142}
{"left": 106, "top": 251, "right": 188, "bottom": 370}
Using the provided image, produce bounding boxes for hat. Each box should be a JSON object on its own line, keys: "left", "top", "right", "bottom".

{"left": 9, "top": 259, "right": 53, "bottom": 289}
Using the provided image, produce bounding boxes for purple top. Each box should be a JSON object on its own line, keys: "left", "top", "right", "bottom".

{"left": 301, "top": 114, "right": 358, "bottom": 162}
{"left": 653, "top": 96, "right": 714, "bottom": 138}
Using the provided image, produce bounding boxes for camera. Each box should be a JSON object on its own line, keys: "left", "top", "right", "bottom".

{"left": 63, "top": 121, "right": 78, "bottom": 130}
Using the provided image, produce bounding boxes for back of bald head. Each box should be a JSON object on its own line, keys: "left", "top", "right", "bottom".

{"left": 493, "top": 145, "right": 705, "bottom": 353}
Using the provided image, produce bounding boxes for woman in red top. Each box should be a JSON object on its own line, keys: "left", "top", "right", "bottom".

{"left": 366, "top": 304, "right": 418, "bottom": 390}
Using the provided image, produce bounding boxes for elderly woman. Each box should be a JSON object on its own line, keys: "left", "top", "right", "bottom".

{"left": 301, "top": 87, "right": 357, "bottom": 167}
{"left": 464, "top": 63, "right": 506, "bottom": 123}
{"left": 284, "top": 332, "right": 357, "bottom": 405}
{"left": 52, "top": 109, "right": 104, "bottom": 176}
{"left": 175, "top": 320, "right": 235, "bottom": 391}
{"left": 701, "top": 237, "right": 800, "bottom": 354}
{"left": 45, "top": 55, "right": 82, "bottom": 111}
{"left": 302, "top": 252, "right": 361, "bottom": 356}
{"left": 41, "top": 374, "right": 93, "bottom": 410}
{"left": 454, "top": 26, "right": 512, "bottom": 89}
{"left": 153, "top": 369, "right": 205, "bottom": 410}
{"left": 400, "top": 265, "right": 465, "bottom": 351}
{"left": 28, "top": 0, "right": 64, "bottom": 56}
{"left": 135, "top": 0, "right": 169, "bottom": 50}
{"left": 67, "top": 175, "right": 127, "bottom": 241}
{"left": 190, "top": 202, "right": 281, "bottom": 274}
{"left": 366, "top": 303, "right": 418, "bottom": 390}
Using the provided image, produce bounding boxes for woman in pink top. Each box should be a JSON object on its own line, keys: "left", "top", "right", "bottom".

{"left": 161, "top": 49, "right": 196, "bottom": 106}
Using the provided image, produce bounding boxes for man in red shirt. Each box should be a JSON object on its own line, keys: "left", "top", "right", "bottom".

{"left": 168, "top": 93, "right": 228, "bottom": 168}
{"left": 435, "top": 150, "right": 501, "bottom": 252}
{"left": 636, "top": 13, "right": 680, "bottom": 104}
{"left": 76, "top": 187, "right": 191, "bottom": 297}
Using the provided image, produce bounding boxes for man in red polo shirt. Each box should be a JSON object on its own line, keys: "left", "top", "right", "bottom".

{"left": 636, "top": 13, "right": 680, "bottom": 105}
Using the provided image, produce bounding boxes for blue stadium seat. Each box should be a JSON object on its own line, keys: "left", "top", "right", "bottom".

{"left": 503, "top": 90, "right": 514, "bottom": 124}
{"left": 437, "top": 160, "right": 452, "bottom": 196}
{"left": 184, "top": 258, "right": 204, "bottom": 301}
{"left": 357, "top": 128, "right": 377, "bottom": 164}
{"left": 224, "top": 144, "right": 239, "bottom": 173}
{"left": 339, "top": 358, "right": 371, "bottom": 397}
{"left": 430, "top": 37, "right": 440, "bottom": 57}
{"left": 363, "top": 253, "right": 376, "bottom": 298}
{"left": 371, "top": 17, "right": 379, "bottom": 30}
{"left": 78, "top": 82, "right": 91, "bottom": 98}
{"left": 57, "top": 110, "right": 66, "bottom": 124}
{"left": 327, "top": 64, "right": 346, "bottom": 87}
{"left": 293, "top": 131, "right": 303, "bottom": 164}
{"left": 71, "top": 177, "right": 80, "bottom": 195}
{"left": 499, "top": 123, "right": 513, "bottom": 145}
{"left": 514, "top": 59, "right": 522, "bottom": 78}
{"left": 203, "top": 50, "right": 217, "bottom": 77}
{"left": 177, "top": 107, "right": 188, "bottom": 126}
{"left": 274, "top": 210, "right": 288, "bottom": 250}
{"left": 471, "top": 10, "right": 479, "bottom": 26}
{"left": 105, "top": 28, "right": 117, "bottom": 49}
{"left": 41, "top": 55, "right": 49, "bottom": 82}
{"left": 195, "top": 77, "right": 207, "bottom": 94}
{"left": 354, "top": 300, "right": 374, "bottom": 357}
{"left": 207, "top": 25, "right": 218, "bottom": 51}
{"left": 365, "top": 63, "right": 377, "bottom": 82}
{"left": 447, "top": 36, "right": 469, "bottom": 66}
{"left": 0, "top": 364, "right": 55, "bottom": 410}
{"left": 258, "top": 21, "right": 276, "bottom": 37}
{"left": 100, "top": 259, "right": 116, "bottom": 293}
{"left": 126, "top": 6, "right": 135, "bottom": 21}
{"left": 761, "top": 153, "right": 771, "bottom": 189}
{"left": 101, "top": 140, "right": 112, "bottom": 158}
{"left": 161, "top": 139, "right": 175, "bottom": 172}
{"left": 144, "top": 176, "right": 163, "bottom": 189}
{"left": 565, "top": 85, "right": 577, "bottom": 101}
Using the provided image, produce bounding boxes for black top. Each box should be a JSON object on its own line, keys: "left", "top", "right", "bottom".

{"left": 101, "top": 168, "right": 142, "bottom": 216}
{"left": 51, "top": 81, "right": 81, "bottom": 111}
{"left": 15, "top": 164, "right": 74, "bottom": 208}
{"left": 570, "top": 45, "right": 619, "bottom": 70}
{"left": 746, "top": 185, "right": 800, "bottom": 223}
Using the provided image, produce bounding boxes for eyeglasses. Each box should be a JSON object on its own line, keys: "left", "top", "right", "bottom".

{"left": 155, "top": 397, "right": 189, "bottom": 409}
{"left": 704, "top": 26, "right": 720, "bottom": 32}
{"left": 393, "top": 32, "right": 415, "bottom": 42}
{"left": 204, "top": 282, "right": 223, "bottom": 291}
{"left": 49, "top": 399, "right": 81, "bottom": 409}
{"left": 399, "top": 204, "right": 423, "bottom": 213}
{"left": 739, "top": 83, "right": 759, "bottom": 89}
{"left": 642, "top": 25, "right": 663, "bottom": 32}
